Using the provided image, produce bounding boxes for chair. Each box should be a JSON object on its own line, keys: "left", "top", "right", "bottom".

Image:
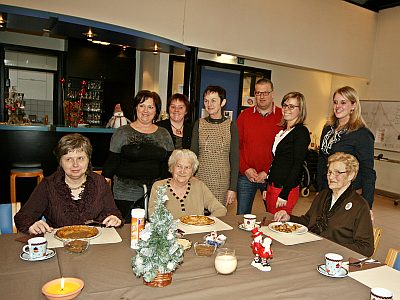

{"left": 0, "top": 202, "right": 21, "bottom": 234}
{"left": 10, "top": 163, "right": 44, "bottom": 204}
{"left": 385, "top": 248, "right": 400, "bottom": 270}
{"left": 372, "top": 227, "right": 382, "bottom": 258}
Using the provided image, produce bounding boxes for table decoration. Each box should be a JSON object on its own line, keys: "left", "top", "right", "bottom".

{"left": 132, "top": 186, "right": 184, "bottom": 287}
{"left": 42, "top": 277, "right": 84, "bottom": 299}
{"left": 204, "top": 231, "right": 226, "bottom": 247}
{"left": 250, "top": 228, "right": 273, "bottom": 272}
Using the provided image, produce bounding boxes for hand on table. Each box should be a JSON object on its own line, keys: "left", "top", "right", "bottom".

{"left": 273, "top": 210, "right": 290, "bottom": 222}
{"left": 276, "top": 197, "right": 287, "bottom": 208}
{"left": 226, "top": 190, "right": 236, "bottom": 205}
{"left": 103, "top": 215, "right": 122, "bottom": 227}
{"left": 29, "top": 220, "right": 53, "bottom": 235}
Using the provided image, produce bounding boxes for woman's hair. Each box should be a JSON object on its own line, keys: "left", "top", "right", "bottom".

{"left": 328, "top": 152, "right": 359, "bottom": 181}
{"left": 327, "top": 86, "right": 367, "bottom": 132}
{"left": 168, "top": 93, "right": 190, "bottom": 120}
{"left": 168, "top": 149, "right": 199, "bottom": 175}
{"left": 279, "top": 91, "right": 307, "bottom": 127}
{"left": 132, "top": 90, "right": 162, "bottom": 122}
{"left": 54, "top": 133, "right": 93, "bottom": 164}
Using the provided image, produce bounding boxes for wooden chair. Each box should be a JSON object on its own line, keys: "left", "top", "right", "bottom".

{"left": 0, "top": 202, "right": 21, "bottom": 234}
{"left": 10, "top": 166, "right": 44, "bottom": 204}
{"left": 372, "top": 227, "right": 382, "bottom": 258}
{"left": 385, "top": 248, "right": 400, "bottom": 270}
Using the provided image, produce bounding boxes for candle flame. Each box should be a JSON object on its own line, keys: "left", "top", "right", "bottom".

{"left": 60, "top": 277, "right": 65, "bottom": 290}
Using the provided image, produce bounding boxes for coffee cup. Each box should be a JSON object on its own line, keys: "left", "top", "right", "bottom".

{"left": 324, "top": 253, "right": 343, "bottom": 276}
{"left": 243, "top": 214, "right": 257, "bottom": 230}
{"left": 22, "top": 237, "right": 47, "bottom": 259}
{"left": 370, "top": 287, "right": 394, "bottom": 300}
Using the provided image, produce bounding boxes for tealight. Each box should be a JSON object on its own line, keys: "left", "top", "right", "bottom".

{"left": 42, "top": 277, "right": 84, "bottom": 300}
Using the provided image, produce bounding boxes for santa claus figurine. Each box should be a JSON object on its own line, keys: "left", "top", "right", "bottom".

{"left": 106, "top": 103, "right": 131, "bottom": 128}
{"left": 250, "top": 227, "right": 273, "bottom": 271}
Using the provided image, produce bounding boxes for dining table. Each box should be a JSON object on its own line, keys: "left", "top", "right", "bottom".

{"left": 0, "top": 213, "right": 395, "bottom": 300}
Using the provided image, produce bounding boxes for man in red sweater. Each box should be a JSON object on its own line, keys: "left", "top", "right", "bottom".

{"left": 236, "top": 78, "right": 282, "bottom": 214}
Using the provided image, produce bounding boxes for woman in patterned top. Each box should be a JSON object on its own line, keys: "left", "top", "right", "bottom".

{"left": 103, "top": 90, "right": 174, "bottom": 222}
{"left": 317, "top": 86, "right": 376, "bottom": 209}
{"left": 191, "top": 85, "right": 239, "bottom": 206}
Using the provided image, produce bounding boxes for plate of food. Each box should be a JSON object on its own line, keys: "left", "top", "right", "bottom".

{"left": 179, "top": 215, "right": 215, "bottom": 226}
{"left": 54, "top": 225, "right": 101, "bottom": 241}
{"left": 268, "top": 221, "right": 308, "bottom": 235}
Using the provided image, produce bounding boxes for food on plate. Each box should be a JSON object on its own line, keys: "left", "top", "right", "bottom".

{"left": 55, "top": 225, "right": 99, "bottom": 239}
{"left": 179, "top": 215, "right": 215, "bottom": 226}
{"left": 64, "top": 239, "right": 89, "bottom": 253}
{"left": 272, "top": 223, "right": 302, "bottom": 233}
{"left": 177, "top": 238, "right": 192, "bottom": 250}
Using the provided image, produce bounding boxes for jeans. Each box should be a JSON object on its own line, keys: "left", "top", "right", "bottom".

{"left": 237, "top": 175, "right": 266, "bottom": 214}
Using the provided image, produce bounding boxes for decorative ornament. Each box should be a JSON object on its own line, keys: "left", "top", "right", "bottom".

{"left": 132, "top": 185, "right": 184, "bottom": 286}
{"left": 250, "top": 227, "right": 273, "bottom": 272}
{"left": 4, "top": 86, "right": 26, "bottom": 124}
{"left": 106, "top": 103, "right": 131, "bottom": 128}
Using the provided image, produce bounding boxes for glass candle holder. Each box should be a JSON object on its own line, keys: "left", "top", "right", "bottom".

{"left": 214, "top": 248, "right": 237, "bottom": 275}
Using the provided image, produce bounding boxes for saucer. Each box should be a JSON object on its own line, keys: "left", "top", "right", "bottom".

{"left": 238, "top": 223, "right": 260, "bottom": 231}
{"left": 317, "top": 264, "right": 348, "bottom": 278}
{"left": 20, "top": 249, "right": 56, "bottom": 261}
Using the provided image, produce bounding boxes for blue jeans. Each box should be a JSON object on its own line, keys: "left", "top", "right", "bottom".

{"left": 237, "top": 175, "right": 266, "bottom": 214}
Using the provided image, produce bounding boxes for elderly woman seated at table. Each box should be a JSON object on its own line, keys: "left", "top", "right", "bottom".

{"left": 15, "top": 133, "right": 123, "bottom": 234}
{"left": 274, "top": 152, "right": 374, "bottom": 257}
{"left": 148, "top": 149, "right": 227, "bottom": 219}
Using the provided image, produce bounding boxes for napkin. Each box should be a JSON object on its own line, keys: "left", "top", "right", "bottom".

{"left": 348, "top": 257, "right": 385, "bottom": 272}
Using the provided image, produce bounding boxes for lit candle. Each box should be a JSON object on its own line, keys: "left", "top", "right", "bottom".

{"left": 44, "top": 278, "right": 82, "bottom": 296}
{"left": 61, "top": 277, "right": 65, "bottom": 290}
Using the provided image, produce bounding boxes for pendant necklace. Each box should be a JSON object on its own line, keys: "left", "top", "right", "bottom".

{"left": 171, "top": 123, "right": 184, "bottom": 135}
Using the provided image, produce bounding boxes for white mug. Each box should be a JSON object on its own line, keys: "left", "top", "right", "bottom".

{"left": 370, "top": 287, "right": 394, "bottom": 300}
{"left": 22, "top": 237, "right": 47, "bottom": 259}
{"left": 324, "top": 253, "right": 343, "bottom": 276}
{"left": 243, "top": 214, "right": 257, "bottom": 230}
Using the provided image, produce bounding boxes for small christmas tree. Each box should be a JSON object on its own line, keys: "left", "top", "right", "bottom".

{"left": 132, "top": 185, "right": 184, "bottom": 283}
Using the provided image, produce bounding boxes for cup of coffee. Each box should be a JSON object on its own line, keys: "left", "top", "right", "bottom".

{"left": 243, "top": 214, "right": 257, "bottom": 230}
{"left": 22, "top": 237, "right": 47, "bottom": 259}
{"left": 370, "top": 288, "right": 394, "bottom": 300}
{"left": 325, "top": 253, "right": 343, "bottom": 276}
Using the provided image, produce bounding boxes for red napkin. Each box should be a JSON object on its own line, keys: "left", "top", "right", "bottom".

{"left": 348, "top": 257, "right": 384, "bottom": 272}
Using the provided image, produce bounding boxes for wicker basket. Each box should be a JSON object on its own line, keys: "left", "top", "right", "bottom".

{"left": 143, "top": 272, "right": 172, "bottom": 287}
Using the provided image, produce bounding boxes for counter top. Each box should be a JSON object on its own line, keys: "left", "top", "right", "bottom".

{"left": 0, "top": 124, "right": 52, "bottom": 131}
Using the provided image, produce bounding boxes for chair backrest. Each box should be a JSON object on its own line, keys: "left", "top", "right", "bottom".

{"left": 372, "top": 227, "right": 382, "bottom": 258}
{"left": 385, "top": 248, "right": 400, "bottom": 271}
{"left": 0, "top": 202, "right": 21, "bottom": 234}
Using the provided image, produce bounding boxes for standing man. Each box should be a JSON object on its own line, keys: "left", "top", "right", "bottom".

{"left": 237, "top": 78, "right": 282, "bottom": 214}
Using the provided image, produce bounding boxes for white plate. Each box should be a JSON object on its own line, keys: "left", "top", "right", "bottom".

{"left": 268, "top": 221, "right": 308, "bottom": 235}
{"left": 238, "top": 223, "right": 261, "bottom": 231}
{"left": 317, "top": 264, "right": 348, "bottom": 278}
{"left": 20, "top": 249, "right": 56, "bottom": 261}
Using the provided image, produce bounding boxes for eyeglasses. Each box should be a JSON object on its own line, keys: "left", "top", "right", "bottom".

{"left": 327, "top": 170, "right": 347, "bottom": 177}
{"left": 255, "top": 91, "right": 272, "bottom": 97}
{"left": 282, "top": 104, "right": 300, "bottom": 110}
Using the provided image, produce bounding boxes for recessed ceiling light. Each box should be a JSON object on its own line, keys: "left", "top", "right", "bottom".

{"left": 83, "top": 27, "right": 96, "bottom": 41}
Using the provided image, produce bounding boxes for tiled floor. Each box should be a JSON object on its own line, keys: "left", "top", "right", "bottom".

{"left": 228, "top": 191, "right": 400, "bottom": 263}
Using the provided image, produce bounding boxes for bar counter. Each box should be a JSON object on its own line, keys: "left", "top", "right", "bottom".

{"left": 0, "top": 124, "right": 115, "bottom": 204}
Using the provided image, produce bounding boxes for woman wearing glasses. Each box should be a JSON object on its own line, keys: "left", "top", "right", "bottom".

{"left": 264, "top": 92, "right": 310, "bottom": 214}
{"left": 274, "top": 152, "right": 374, "bottom": 257}
{"left": 317, "top": 86, "right": 376, "bottom": 209}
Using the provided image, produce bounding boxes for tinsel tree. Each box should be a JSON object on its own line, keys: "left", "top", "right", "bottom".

{"left": 132, "top": 185, "right": 184, "bottom": 282}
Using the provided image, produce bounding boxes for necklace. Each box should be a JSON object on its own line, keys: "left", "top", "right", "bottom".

{"left": 167, "top": 179, "right": 191, "bottom": 212}
{"left": 69, "top": 183, "right": 85, "bottom": 191}
{"left": 171, "top": 122, "right": 184, "bottom": 135}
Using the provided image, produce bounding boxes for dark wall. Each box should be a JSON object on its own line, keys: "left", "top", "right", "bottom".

{"left": 66, "top": 39, "right": 136, "bottom": 122}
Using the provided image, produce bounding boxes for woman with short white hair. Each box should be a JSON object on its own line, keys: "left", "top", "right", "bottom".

{"left": 148, "top": 149, "right": 227, "bottom": 219}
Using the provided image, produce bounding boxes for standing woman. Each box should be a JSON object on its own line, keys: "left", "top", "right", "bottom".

{"left": 103, "top": 90, "right": 174, "bottom": 222}
{"left": 191, "top": 85, "right": 239, "bottom": 206}
{"left": 265, "top": 92, "right": 310, "bottom": 214}
{"left": 317, "top": 86, "right": 376, "bottom": 208}
{"left": 157, "top": 93, "right": 192, "bottom": 149}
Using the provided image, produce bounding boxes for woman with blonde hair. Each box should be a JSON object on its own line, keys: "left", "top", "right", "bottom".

{"left": 317, "top": 86, "right": 376, "bottom": 208}
{"left": 264, "top": 92, "right": 310, "bottom": 214}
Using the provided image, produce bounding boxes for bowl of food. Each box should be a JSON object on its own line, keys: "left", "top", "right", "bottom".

{"left": 194, "top": 242, "right": 216, "bottom": 257}
{"left": 63, "top": 239, "right": 89, "bottom": 254}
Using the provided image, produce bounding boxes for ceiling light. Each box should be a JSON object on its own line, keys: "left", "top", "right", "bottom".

{"left": 83, "top": 27, "right": 96, "bottom": 41}
{"left": 92, "top": 40, "right": 110, "bottom": 46}
{"left": 0, "top": 14, "right": 6, "bottom": 28}
{"left": 153, "top": 43, "right": 159, "bottom": 55}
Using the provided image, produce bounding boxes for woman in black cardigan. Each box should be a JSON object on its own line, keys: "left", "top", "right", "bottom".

{"left": 157, "top": 93, "right": 192, "bottom": 149}
{"left": 265, "top": 92, "right": 310, "bottom": 214}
